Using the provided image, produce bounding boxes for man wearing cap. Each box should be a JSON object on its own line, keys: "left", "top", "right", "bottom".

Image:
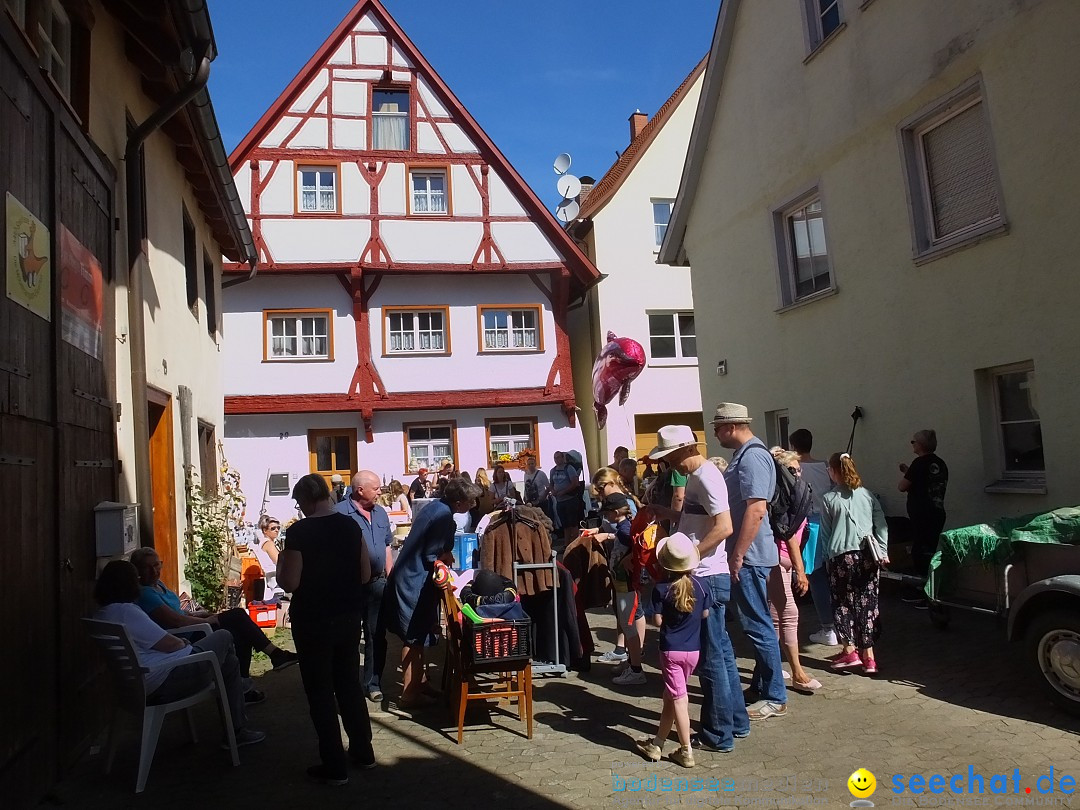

{"left": 712, "top": 403, "right": 787, "bottom": 720}
{"left": 330, "top": 473, "right": 347, "bottom": 504}
{"left": 335, "top": 470, "right": 393, "bottom": 703}
{"left": 408, "top": 468, "right": 429, "bottom": 503}
{"left": 648, "top": 425, "right": 745, "bottom": 752}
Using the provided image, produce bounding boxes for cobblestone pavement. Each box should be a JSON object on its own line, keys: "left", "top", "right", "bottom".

{"left": 48, "top": 583, "right": 1079, "bottom": 809}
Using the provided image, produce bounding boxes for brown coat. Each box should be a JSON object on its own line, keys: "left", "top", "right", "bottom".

{"left": 480, "top": 507, "right": 553, "bottom": 596}
{"left": 562, "top": 533, "right": 611, "bottom": 609}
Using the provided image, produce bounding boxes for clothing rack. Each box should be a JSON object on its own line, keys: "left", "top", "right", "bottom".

{"left": 513, "top": 550, "right": 566, "bottom": 677}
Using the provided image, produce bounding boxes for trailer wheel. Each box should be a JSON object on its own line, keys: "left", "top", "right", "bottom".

{"left": 1024, "top": 610, "right": 1080, "bottom": 716}
{"left": 928, "top": 603, "right": 950, "bottom": 630}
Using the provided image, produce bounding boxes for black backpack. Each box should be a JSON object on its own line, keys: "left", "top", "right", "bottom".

{"left": 752, "top": 445, "right": 813, "bottom": 541}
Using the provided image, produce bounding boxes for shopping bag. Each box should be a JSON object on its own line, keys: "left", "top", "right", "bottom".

{"left": 802, "top": 519, "right": 821, "bottom": 575}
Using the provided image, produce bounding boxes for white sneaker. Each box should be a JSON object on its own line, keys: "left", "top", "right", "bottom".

{"left": 809, "top": 628, "right": 839, "bottom": 646}
{"left": 612, "top": 668, "right": 646, "bottom": 686}
{"left": 599, "top": 649, "right": 629, "bottom": 663}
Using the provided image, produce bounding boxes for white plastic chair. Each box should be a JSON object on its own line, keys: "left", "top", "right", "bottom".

{"left": 83, "top": 619, "right": 239, "bottom": 793}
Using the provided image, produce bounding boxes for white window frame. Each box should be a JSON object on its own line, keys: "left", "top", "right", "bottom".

{"left": 899, "top": 78, "right": 1007, "bottom": 264}
{"left": 410, "top": 169, "right": 448, "bottom": 215}
{"left": 37, "top": 0, "right": 71, "bottom": 98}
{"left": 646, "top": 310, "right": 697, "bottom": 365}
{"left": 487, "top": 420, "right": 537, "bottom": 465}
{"left": 297, "top": 166, "right": 338, "bottom": 213}
{"left": 652, "top": 199, "right": 674, "bottom": 248}
{"left": 765, "top": 409, "right": 791, "bottom": 450}
{"left": 406, "top": 424, "right": 454, "bottom": 473}
{"left": 479, "top": 307, "right": 542, "bottom": 352}
{"left": 801, "top": 0, "right": 844, "bottom": 53}
{"left": 5, "top": 0, "right": 27, "bottom": 28}
{"left": 265, "top": 310, "right": 331, "bottom": 361}
{"left": 372, "top": 88, "right": 410, "bottom": 151}
{"left": 771, "top": 186, "right": 836, "bottom": 310}
{"left": 385, "top": 308, "right": 448, "bottom": 355}
{"left": 991, "top": 361, "right": 1043, "bottom": 480}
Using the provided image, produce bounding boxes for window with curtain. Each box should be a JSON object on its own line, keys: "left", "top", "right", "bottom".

{"left": 266, "top": 311, "right": 331, "bottom": 359}
{"left": 488, "top": 421, "right": 536, "bottom": 464}
{"left": 386, "top": 309, "right": 447, "bottom": 353}
{"left": 411, "top": 170, "right": 447, "bottom": 214}
{"left": 652, "top": 200, "right": 673, "bottom": 247}
{"left": 298, "top": 167, "right": 337, "bottom": 213}
{"left": 785, "top": 197, "right": 832, "bottom": 301}
{"left": 406, "top": 424, "right": 453, "bottom": 472}
{"left": 481, "top": 307, "right": 540, "bottom": 351}
{"left": 373, "top": 89, "right": 410, "bottom": 150}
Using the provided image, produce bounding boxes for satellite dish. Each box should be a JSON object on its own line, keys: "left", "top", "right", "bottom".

{"left": 555, "top": 198, "right": 580, "bottom": 223}
{"left": 553, "top": 153, "right": 572, "bottom": 175}
{"left": 557, "top": 174, "right": 582, "bottom": 199}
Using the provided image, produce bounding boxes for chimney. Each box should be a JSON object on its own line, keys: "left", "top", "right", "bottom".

{"left": 577, "top": 175, "right": 596, "bottom": 207}
{"left": 629, "top": 110, "right": 648, "bottom": 142}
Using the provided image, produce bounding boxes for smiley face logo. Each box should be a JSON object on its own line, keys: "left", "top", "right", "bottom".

{"left": 848, "top": 768, "right": 877, "bottom": 799}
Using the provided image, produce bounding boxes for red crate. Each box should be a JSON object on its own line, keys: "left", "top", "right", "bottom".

{"left": 463, "top": 619, "right": 532, "bottom": 665}
{"left": 247, "top": 602, "right": 279, "bottom": 629}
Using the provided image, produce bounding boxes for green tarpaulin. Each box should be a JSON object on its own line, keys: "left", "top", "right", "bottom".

{"left": 924, "top": 506, "right": 1080, "bottom": 600}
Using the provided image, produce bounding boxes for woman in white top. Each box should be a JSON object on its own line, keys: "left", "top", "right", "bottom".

{"left": 92, "top": 560, "right": 265, "bottom": 746}
{"left": 388, "top": 479, "right": 412, "bottom": 518}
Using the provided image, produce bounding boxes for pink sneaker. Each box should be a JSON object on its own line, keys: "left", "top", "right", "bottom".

{"left": 830, "top": 650, "right": 862, "bottom": 670}
{"left": 861, "top": 656, "right": 878, "bottom": 675}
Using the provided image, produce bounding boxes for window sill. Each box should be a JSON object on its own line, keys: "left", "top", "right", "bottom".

{"left": 296, "top": 211, "right": 340, "bottom": 217}
{"left": 913, "top": 220, "right": 1009, "bottom": 266}
{"left": 648, "top": 359, "right": 698, "bottom": 368}
{"left": 382, "top": 351, "right": 451, "bottom": 358}
{"left": 984, "top": 479, "right": 1047, "bottom": 495}
{"left": 408, "top": 212, "right": 450, "bottom": 218}
{"left": 263, "top": 357, "right": 334, "bottom": 363}
{"left": 775, "top": 287, "right": 838, "bottom": 314}
{"left": 478, "top": 349, "right": 544, "bottom": 356}
{"left": 803, "top": 22, "right": 848, "bottom": 65}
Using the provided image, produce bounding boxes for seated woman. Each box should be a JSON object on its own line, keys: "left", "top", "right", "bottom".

{"left": 131, "top": 547, "right": 297, "bottom": 704}
{"left": 93, "top": 560, "right": 265, "bottom": 747}
{"left": 381, "top": 476, "right": 481, "bottom": 708}
{"left": 490, "top": 464, "right": 521, "bottom": 504}
{"left": 387, "top": 480, "right": 412, "bottom": 520}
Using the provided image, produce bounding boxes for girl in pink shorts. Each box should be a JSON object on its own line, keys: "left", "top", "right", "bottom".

{"left": 635, "top": 532, "right": 708, "bottom": 769}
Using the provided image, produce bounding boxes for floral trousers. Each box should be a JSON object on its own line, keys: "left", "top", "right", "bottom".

{"left": 826, "top": 550, "right": 880, "bottom": 650}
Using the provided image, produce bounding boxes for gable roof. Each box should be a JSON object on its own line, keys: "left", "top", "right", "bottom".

{"left": 228, "top": 0, "right": 598, "bottom": 289}
{"left": 658, "top": 0, "right": 743, "bottom": 266}
{"left": 577, "top": 56, "right": 707, "bottom": 221}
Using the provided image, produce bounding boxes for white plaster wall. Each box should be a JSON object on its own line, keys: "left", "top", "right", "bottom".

{"left": 491, "top": 222, "right": 560, "bottom": 262}
{"left": 680, "top": 0, "right": 1080, "bottom": 525}
{"left": 369, "top": 274, "right": 556, "bottom": 392}
{"left": 487, "top": 171, "right": 526, "bottom": 216}
{"left": 222, "top": 275, "right": 357, "bottom": 396}
{"left": 440, "top": 123, "right": 478, "bottom": 154}
{"left": 355, "top": 32, "right": 387, "bottom": 65}
{"left": 582, "top": 72, "right": 704, "bottom": 466}
{"left": 451, "top": 165, "right": 482, "bottom": 216}
{"left": 290, "top": 69, "right": 328, "bottom": 113}
{"left": 332, "top": 81, "right": 367, "bottom": 115}
{"left": 382, "top": 221, "right": 482, "bottom": 263}
{"left": 333, "top": 118, "right": 367, "bottom": 150}
{"left": 378, "top": 164, "right": 407, "bottom": 215}
{"left": 261, "top": 116, "right": 301, "bottom": 149}
{"left": 234, "top": 162, "right": 252, "bottom": 214}
{"left": 329, "top": 39, "right": 352, "bottom": 65}
{"left": 260, "top": 161, "right": 295, "bottom": 215}
{"left": 262, "top": 219, "right": 370, "bottom": 263}
{"left": 290, "top": 118, "right": 328, "bottom": 149}
{"left": 224, "top": 403, "right": 588, "bottom": 520}
{"left": 416, "top": 122, "right": 446, "bottom": 153}
{"left": 358, "top": 12, "right": 383, "bottom": 32}
{"left": 341, "top": 162, "right": 370, "bottom": 215}
{"left": 417, "top": 77, "right": 449, "bottom": 117}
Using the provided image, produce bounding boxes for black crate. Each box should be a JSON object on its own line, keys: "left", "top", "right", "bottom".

{"left": 463, "top": 619, "right": 532, "bottom": 665}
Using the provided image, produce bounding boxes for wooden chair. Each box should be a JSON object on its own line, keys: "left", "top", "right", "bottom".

{"left": 83, "top": 619, "right": 239, "bottom": 793}
{"left": 441, "top": 586, "right": 533, "bottom": 744}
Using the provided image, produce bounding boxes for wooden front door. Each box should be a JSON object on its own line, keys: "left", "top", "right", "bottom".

{"left": 148, "top": 392, "right": 178, "bottom": 592}
{"left": 308, "top": 428, "right": 357, "bottom": 488}
{"left": 634, "top": 412, "right": 706, "bottom": 464}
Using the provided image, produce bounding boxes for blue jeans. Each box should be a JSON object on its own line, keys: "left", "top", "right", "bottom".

{"left": 362, "top": 575, "right": 387, "bottom": 694}
{"left": 698, "top": 574, "right": 750, "bottom": 749}
{"left": 734, "top": 564, "right": 787, "bottom": 704}
{"left": 808, "top": 567, "right": 834, "bottom": 629}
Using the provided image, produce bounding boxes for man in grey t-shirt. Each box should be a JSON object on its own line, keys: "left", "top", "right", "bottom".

{"left": 713, "top": 403, "right": 787, "bottom": 720}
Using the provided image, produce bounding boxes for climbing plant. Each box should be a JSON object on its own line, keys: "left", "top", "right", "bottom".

{"left": 184, "top": 444, "right": 247, "bottom": 611}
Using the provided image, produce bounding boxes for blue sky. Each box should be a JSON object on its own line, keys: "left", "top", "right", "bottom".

{"left": 206, "top": 0, "right": 717, "bottom": 209}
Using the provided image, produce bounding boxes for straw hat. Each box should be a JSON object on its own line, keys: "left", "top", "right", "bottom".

{"left": 330, "top": 474, "right": 344, "bottom": 484}
{"left": 710, "top": 402, "right": 753, "bottom": 425}
{"left": 648, "top": 425, "right": 701, "bottom": 460}
{"left": 656, "top": 532, "right": 700, "bottom": 574}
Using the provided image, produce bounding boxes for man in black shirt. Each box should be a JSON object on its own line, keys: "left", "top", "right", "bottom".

{"left": 408, "top": 468, "right": 429, "bottom": 503}
{"left": 899, "top": 429, "right": 948, "bottom": 598}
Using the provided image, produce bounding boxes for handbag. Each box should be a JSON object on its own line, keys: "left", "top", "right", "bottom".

{"left": 861, "top": 533, "right": 886, "bottom": 566}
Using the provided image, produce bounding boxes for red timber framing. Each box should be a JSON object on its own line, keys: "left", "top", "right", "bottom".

{"left": 223, "top": 0, "right": 593, "bottom": 431}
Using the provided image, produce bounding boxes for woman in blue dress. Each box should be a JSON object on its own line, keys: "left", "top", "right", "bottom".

{"left": 381, "top": 477, "right": 480, "bottom": 707}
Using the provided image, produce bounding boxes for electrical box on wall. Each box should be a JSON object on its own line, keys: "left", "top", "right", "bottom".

{"left": 95, "top": 502, "right": 140, "bottom": 557}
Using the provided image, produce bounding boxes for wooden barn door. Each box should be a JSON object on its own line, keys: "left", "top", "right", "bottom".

{"left": 54, "top": 125, "right": 117, "bottom": 766}
{"left": 148, "top": 391, "right": 179, "bottom": 592}
{"left": 0, "top": 33, "right": 60, "bottom": 803}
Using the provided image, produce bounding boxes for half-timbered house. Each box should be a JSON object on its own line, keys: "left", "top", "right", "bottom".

{"left": 222, "top": 0, "right": 599, "bottom": 513}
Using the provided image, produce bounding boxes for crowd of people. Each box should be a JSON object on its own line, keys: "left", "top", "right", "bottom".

{"left": 90, "top": 401, "right": 948, "bottom": 782}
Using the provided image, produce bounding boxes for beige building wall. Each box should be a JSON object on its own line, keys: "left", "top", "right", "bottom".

{"left": 87, "top": 10, "right": 228, "bottom": 587}
{"left": 678, "top": 0, "right": 1080, "bottom": 525}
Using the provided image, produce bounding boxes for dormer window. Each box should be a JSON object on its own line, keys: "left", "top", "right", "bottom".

{"left": 373, "top": 88, "right": 409, "bottom": 150}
